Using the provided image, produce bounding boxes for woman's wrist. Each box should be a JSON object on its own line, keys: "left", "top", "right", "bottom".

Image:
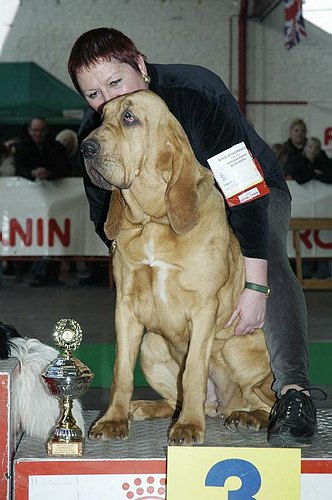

{"left": 245, "top": 281, "right": 271, "bottom": 298}
{"left": 243, "top": 256, "right": 268, "bottom": 284}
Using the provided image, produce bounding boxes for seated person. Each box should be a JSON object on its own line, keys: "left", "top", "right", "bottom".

{"left": 14, "top": 117, "right": 72, "bottom": 286}
{"left": 15, "top": 117, "right": 71, "bottom": 180}
{"left": 288, "top": 137, "right": 332, "bottom": 185}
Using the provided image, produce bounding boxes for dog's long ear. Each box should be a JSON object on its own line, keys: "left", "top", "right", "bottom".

{"left": 165, "top": 143, "right": 198, "bottom": 235}
{"left": 104, "top": 189, "right": 125, "bottom": 240}
{"left": 163, "top": 123, "right": 213, "bottom": 235}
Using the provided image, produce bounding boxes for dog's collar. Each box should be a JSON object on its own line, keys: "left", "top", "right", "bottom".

{"left": 110, "top": 240, "right": 117, "bottom": 254}
{"left": 110, "top": 215, "right": 173, "bottom": 255}
{"left": 110, "top": 223, "right": 144, "bottom": 255}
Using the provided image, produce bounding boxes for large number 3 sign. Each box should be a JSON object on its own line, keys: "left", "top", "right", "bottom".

{"left": 205, "top": 458, "right": 261, "bottom": 499}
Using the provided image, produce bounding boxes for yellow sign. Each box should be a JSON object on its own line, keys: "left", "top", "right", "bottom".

{"left": 167, "top": 447, "right": 301, "bottom": 499}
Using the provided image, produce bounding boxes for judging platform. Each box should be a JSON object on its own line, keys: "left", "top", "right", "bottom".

{"left": 2, "top": 359, "right": 332, "bottom": 499}
{"left": 0, "top": 359, "right": 22, "bottom": 500}
{"left": 11, "top": 411, "right": 332, "bottom": 499}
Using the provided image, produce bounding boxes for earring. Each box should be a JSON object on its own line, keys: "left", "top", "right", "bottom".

{"left": 142, "top": 74, "right": 151, "bottom": 84}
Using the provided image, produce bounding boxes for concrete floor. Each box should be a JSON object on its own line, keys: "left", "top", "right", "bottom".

{"left": 1, "top": 263, "right": 331, "bottom": 409}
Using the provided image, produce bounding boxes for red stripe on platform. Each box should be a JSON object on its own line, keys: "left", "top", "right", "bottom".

{"left": 0, "top": 373, "right": 9, "bottom": 500}
{"left": 301, "top": 459, "right": 332, "bottom": 473}
{"left": 14, "top": 459, "right": 167, "bottom": 500}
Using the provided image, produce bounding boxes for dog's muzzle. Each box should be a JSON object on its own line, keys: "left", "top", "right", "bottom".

{"left": 80, "top": 139, "right": 101, "bottom": 159}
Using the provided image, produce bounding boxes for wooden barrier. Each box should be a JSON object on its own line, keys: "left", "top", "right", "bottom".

{"left": 290, "top": 218, "right": 332, "bottom": 290}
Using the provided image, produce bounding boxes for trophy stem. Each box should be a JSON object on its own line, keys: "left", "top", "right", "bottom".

{"left": 59, "top": 396, "right": 78, "bottom": 430}
{"left": 47, "top": 395, "right": 83, "bottom": 456}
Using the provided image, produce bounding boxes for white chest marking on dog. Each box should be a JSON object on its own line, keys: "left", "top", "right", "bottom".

{"left": 141, "top": 239, "right": 175, "bottom": 304}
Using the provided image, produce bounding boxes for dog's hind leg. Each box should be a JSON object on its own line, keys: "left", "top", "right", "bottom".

{"left": 212, "top": 333, "right": 275, "bottom": 430}
{"left": 130, "top": 332, "right": 181, "bottom": 420}
{"left": 209, "top": 355, "right": 248, "bottom": 417}
{"left": 224, "top": 375, "right": 274, "bottom": 429}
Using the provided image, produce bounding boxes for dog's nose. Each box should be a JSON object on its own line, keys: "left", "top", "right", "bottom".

{"left": 81, "top": 139, "right": 100, "bottom": 158}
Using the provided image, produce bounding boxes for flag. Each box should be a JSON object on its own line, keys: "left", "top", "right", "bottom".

{"left": 284, "top": 0, "right": 307, "bottom": 49}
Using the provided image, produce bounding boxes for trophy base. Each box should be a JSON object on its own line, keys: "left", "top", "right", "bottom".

{"left": 47, "top": 440, "right": 83, "bottom": 456}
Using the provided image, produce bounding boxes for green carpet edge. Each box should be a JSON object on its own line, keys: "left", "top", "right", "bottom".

{"left": 75, "top": 342, "right": 332, "bottom": 388}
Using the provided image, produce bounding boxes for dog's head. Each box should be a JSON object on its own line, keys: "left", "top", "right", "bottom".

{"left": 0, "top": 321, "right": 22, "bottom": 359}
{"left": 81, "top": 90, "right": 169, "bottom": 191}
{"left": 81, "top": 90, "right": 214, "bottom": 238}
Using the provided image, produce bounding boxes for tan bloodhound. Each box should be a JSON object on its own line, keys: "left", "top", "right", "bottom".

{"left": 81, "top": 90, "right": 275, "bottom": 445}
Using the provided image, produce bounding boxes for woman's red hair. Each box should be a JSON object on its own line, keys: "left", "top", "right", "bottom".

{"left": 68, "top": 27, "right": 146, "bottom": 94}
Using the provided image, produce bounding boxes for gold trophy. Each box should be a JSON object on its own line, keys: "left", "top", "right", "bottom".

{"left": 42, "top": 319, "right": 94, "bottom": 456}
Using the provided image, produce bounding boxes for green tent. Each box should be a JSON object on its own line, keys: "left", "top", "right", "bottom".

{"left": 0, "top": 62, "right": 87, "bottom": 125}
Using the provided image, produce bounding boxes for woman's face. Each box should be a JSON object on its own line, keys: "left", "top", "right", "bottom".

{"left": 76, "top": 56, "right": 148, "bottom": 113}
{"left": 290, "top": 124, "right": 307, "bottom": 148}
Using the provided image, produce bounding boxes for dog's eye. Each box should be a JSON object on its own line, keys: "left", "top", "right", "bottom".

{"left": 122, "top": 110, "right": 140, "bottom": 127}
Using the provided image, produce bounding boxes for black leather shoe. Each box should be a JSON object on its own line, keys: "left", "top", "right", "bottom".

{"left": 267, "top": 389, "right": 317, "bottom": 447}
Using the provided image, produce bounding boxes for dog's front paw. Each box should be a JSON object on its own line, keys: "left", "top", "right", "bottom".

{"left": 89, "top": 418, "right": 129, "bottom": 440}
{"left": 168, "top": 422, "right": 204, "bottom": 446}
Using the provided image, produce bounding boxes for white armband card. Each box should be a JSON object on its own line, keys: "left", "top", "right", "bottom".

{"left": 207, "top": 142, "right": 270, "bottom": 207}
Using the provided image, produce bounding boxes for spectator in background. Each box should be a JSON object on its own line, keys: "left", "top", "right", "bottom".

{"left": 56, "top": 128, "right": 105, "bottom": 286}
{"left": 56, "top": 128, "right": 82, "bottom": 177}
{"left": 4, "top": 136, "right": 21, "bottom": 156}
{"left": 283, "top": 136, "right": 332, "bottom": 279}
{"left": 272, "top": 143, "right": 290, "bottom": 179}
{"left": 0, "top": 141, "right": 16, "bottom": 284}
{"left": 283, "top": 118, "right": 307, "bottom": 179}
{"left": 55, "top": 128, "right": 81, "bottom": 277}
{"left": 0, "top": 141, "right": 15, "bottom": 177}
{"left": 14, "top": 117, "right": 72, "bottom": 287}
{"left": 284, "top": 117, "right": 307, "bottom": 154}
{"left": 283, "top": 118, "right": 329, "bottom": 180}
{"left": 289, "top": 137, "right": 332, "bottom": 185}
{"left": 15, "top": 117, "right": 71, "bottom": 181}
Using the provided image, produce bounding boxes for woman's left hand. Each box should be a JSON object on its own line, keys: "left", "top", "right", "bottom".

{"left": 225, "top": 288, "right": 267, "bottom": 336}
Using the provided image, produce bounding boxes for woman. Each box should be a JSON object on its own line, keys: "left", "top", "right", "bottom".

{"left": 284, "top": 118, "right": 330, "bottom": 181}
{"left": 68, "top": 27, "right": 317, "bottom": 446}
{"left": 284, "top": 117, "right": 307, "bottom": 153}
{"left": 282, "top": 118, "right": 307, "bottom": 179}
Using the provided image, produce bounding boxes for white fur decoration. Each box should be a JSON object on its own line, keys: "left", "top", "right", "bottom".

{"left": 9, "top": 337, "right": 85, "bottom": 440}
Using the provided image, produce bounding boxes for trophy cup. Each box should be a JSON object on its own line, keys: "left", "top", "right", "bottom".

{"left": 42, "top": 319, "right": 94, "bottom": 456}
